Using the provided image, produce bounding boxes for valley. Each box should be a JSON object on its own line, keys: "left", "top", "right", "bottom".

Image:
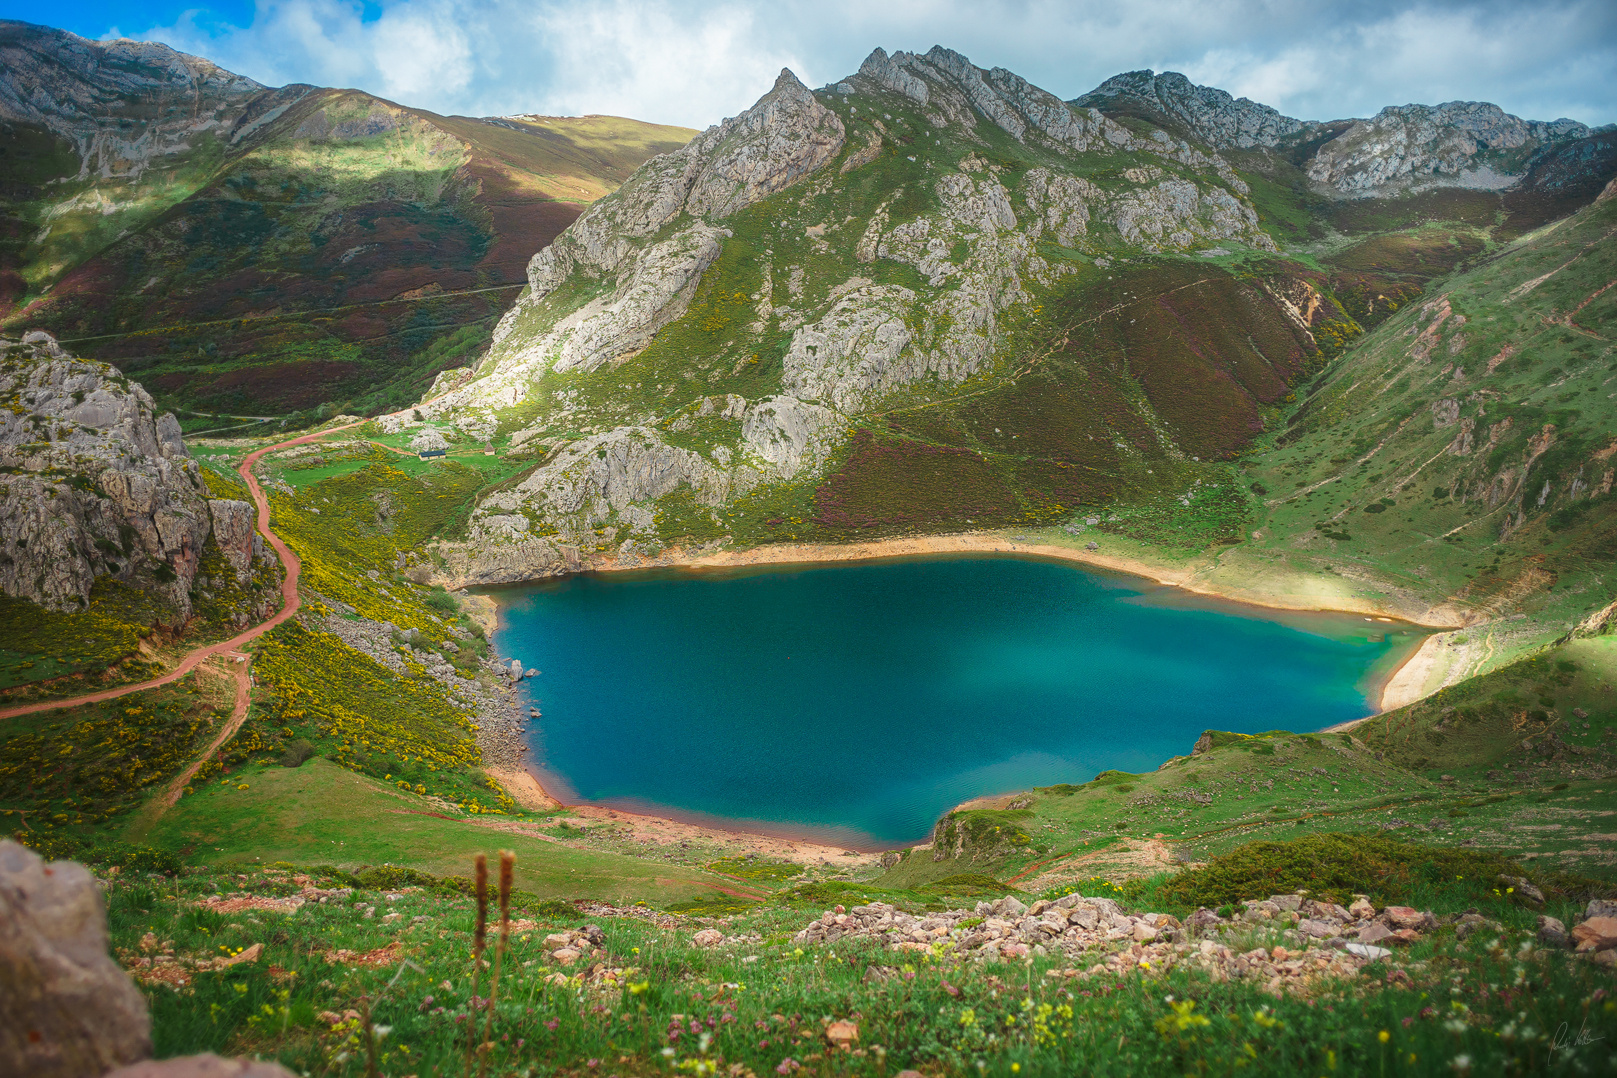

{"left": 0, "top": 22, "right": 1614, "bottom": 1078}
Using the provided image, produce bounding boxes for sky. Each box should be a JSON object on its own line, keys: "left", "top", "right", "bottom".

{"left": 8, "top": 0, "right": 1615, "bottom": 130}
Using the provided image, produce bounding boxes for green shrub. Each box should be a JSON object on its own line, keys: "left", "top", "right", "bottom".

{"left": 278, "top": 739, "right": 316, "bottom": 767}
{"left": 354, "top": 864, "right": 441, "bottom": 891}
{"left": 1157, "top": 832, "right": 1536, "bottom": 908}
{"left": 96, "top": 842, "right": 184, "bottom": 876}
{"left": 665, "top": 894, "right": 759, "bottom": 915}
{"left": 923, "top": 873, "right": 1020, "bottom": 897}
{"left": 707, "top": 857, "right": 805, "bottom": 882}
{"left": 12, "top": 828, "right": 86, "bottom": 862}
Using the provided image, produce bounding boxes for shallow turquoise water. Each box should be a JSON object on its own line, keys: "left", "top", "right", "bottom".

{"left": 491, "top": 556, "right": 1418, "bottom": 847}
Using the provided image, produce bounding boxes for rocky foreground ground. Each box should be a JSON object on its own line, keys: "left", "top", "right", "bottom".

{"left": 6, "top": 841, "right": 1616, "bottom": 1078}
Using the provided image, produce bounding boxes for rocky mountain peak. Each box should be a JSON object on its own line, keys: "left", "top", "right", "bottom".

{"left": 1306, "top": 99, "right": 1593, "bottom": 196}
{"left": 0, "top": 18, "right": 289, "bottom": 181}
{"left": 1072, "top": 68, "right": 1311, "bottom": 149}
{"left": 0, "top": 20, "right": 272, "bottom": 180}
{"left": 856, "top": 47, "right": 927, "bottom": 104}
{"left": 680, "top": 66, "right": 846, "bottom": 220}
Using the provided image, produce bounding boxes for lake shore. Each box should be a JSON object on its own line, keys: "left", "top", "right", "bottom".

{"left": 481, "top": 535, "right": 1438, "bottom": 853}
{"left": 580, "top": 532, "right": 1442, "bottom": 713}
{"left": 580, "top": 532, "right": 1465, "bottom": 631}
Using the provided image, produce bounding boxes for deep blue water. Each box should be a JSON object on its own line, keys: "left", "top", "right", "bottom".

{"left": 491, "top": 556, "right": 1419, "bottom": 846}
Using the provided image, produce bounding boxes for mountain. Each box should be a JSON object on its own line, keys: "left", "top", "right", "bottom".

{"left": 0, "top": 21, "right": 694, "bottom": 419}
{"left": 1075, "top": 68, "right": 1613, "bottom": 200}
{"left": 408, "top": 46, "right": 1613, "bottom": 644}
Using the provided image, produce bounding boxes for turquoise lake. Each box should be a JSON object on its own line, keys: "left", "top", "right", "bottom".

{"left": 491, "top": 555, "right": 1420, "bottom": 847}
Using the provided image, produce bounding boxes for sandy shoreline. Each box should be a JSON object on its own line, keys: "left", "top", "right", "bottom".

{"left": 479, "top": 530, "right": 1448, "bottom": 854}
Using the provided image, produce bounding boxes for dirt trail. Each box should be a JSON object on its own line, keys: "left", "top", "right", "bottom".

{"left": 0, "top": 421, "right": 360, "bottom": 721}
{"left": 126, "top": 654, "right": 255, "bottom": 834}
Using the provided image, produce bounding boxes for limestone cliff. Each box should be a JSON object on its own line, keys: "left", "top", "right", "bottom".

{"left": 0, "top": 332, "right": 266, "bottom": 618}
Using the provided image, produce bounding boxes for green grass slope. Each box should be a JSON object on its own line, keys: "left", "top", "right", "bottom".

{"left": 138, "top": 757, "right": 724, "bottom": 904}
{"left": 1219, "top": 180, "right": 1617, "bottom": 664}
{"left": 2, "top": 87, "right": 692, "bottom": 420}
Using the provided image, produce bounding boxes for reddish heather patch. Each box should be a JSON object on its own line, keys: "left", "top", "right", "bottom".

{"left": 815, "top": 431, "right": 1019, "bottom": 531}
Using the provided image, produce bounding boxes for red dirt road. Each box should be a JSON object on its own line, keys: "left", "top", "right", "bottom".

{"left": 150, "top": 653, "right": 252, "bottom": 815}
{"left": 0, "top": 422, "right": 361, "bottom": 721}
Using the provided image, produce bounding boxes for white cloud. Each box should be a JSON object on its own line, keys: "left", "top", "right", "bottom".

{"left": 133, "top": 0, "right": 1616, "bottom": 128}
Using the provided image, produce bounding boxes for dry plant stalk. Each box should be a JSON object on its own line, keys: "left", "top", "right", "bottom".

{"left": 359, "top": 996, "right": 380, "bottom": 1078}
{"left": 463, "top": 853, "right": 489, "bottom": 1077}
{"left": 477, "top": 850, "right": 517, "bottom": 1078}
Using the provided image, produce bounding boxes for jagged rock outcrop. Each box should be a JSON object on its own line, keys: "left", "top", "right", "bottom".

{"left": 1306, "top": 102, "right": 1590, "bottom": 196}
{"left": 0, "top": 840, "right": 151, "bottom": 1078}
{"left": 0, "top": 20, "right": 300, "bottom": 180}
{"left": 0, "top": 332, "right": 254, "bottom": 616}
{"left": 1073, "top": 69, "right": 1313, "bottom": 149}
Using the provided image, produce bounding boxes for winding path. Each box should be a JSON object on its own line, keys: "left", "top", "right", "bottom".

{"left": 0, "top": 421, "right": 360, "bottom": 722}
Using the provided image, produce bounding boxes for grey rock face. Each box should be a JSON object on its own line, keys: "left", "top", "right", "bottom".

{"left": 1073, "top": 67, "right": 1599, "bottom": 201}
{"left": 1074, "top": 69, "right": 1311, "bottom": 149}
{"left": 683, "top": 69, "right": 848, "bottom": 221}
{"left": 430, "top": 69, "right": 843, "bottom": 436}
{"left": 0, "top": 21, "right": 294, "bottom": 181}
{"left": 0, "top": 839, "right": 151, "bottom": 1078}
{"left": 781, "top": 283, "right": 918, "bottom": 412}
{"left": 741, "top": 395, "right": 844, "bottom": 476}
{"left": 858, "top": 47, "right": 928, "bottom": 104}
{"left": 1307, "top": 102, "right": 1590, "bottom": 197}
{"left": 0, "top": 333, "right": 212, "bottom": 615}
{"left": 206, "top": 499, "right": 262, "bottom": 579}
{"left": 408, "top": 427, "right": 450, "bottom": 451}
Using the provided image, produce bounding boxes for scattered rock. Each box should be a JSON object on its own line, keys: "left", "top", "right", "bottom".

{"left": 1572, "top": 916, "right": 1617, "bottom": 953}
{"left": 1381, "top": 906, "right": 1430, "bottom": 931}
{"left": 824, "top": 1020, "right": 859, "bottom": 1050}
{"left": 0, "top": 840, "right": 152, "bottom": 1078}
{"left": 1454, "top": 915, "right": 1505, "bottom": 941}
{"left": 691, "top": 929, "right": 724, "bottom": 948}
{"left": 1357, "top": 922, "right": 1395, "bottom": 945}
{"left": 1537, "top": 915, "right": 1570, "bottom": 948}
{"left": 1345, "top": 942, "right": 1392, "bottom": 961}
{"left": 1584, "top": 899, "right": 1617, "bottom": 922}
{"left": 1495, "top": 874, "right": 1545, "bottom": 909}
{"left": 105, "top": 1054, "right": 298, "bottom": 1078}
